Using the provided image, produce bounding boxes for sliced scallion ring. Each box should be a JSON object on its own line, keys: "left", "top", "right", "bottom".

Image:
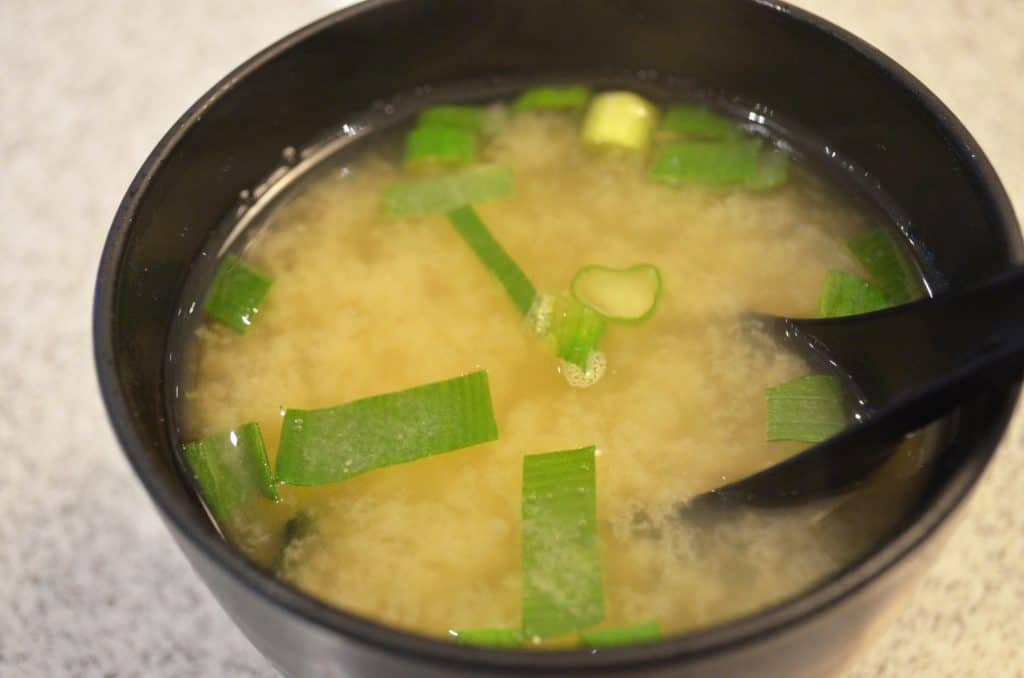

{"left": 570, "top": 263, "right": 663, "bottom": 324}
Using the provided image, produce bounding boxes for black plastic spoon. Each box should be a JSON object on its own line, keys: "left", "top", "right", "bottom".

{"left": 684, "top": 266, "right": 1024, "bottom": 510}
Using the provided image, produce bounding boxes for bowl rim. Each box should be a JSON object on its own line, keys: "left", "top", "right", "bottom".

{"left": 94, "top": 0, "right": 1022, "bottom": 672}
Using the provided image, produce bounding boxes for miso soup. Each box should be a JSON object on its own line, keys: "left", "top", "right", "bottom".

{"left": 176, "top": 88, "right": 931, "bottom": 648}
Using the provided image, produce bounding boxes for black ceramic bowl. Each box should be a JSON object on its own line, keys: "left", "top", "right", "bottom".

{"left": 94, "top": 1, "right": 1021, "bottom": 676}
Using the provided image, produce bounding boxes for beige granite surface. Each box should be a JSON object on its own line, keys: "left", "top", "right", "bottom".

{"left": 1, "top": 0, "right": 1021, "bottom": 675}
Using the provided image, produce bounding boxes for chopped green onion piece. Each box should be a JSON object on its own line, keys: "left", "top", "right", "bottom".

{"left": 817, "top": 270, "right": 890, "bottom": 318}
{"left": 570, "top": 263, "right": 662, "bottom": 324}
{"left": 447, "top": 206, "right": 537, "bottom": 315}
{"left": 404, "top": 124, "right": 477, "bottom": 167}
{"left": 417, "top": 105, "right": 487, "bottom": 132}
{"left": 450, "top": 628, "right": 524, "bottom": 648}
{"left": 529, "top": 294, "right": 607, "bottom": 384}
{"left": 203, "top": 255, "right": 272, "bottom": 333}
{"left": 382, "top": 165, "right": 514, "bottom": 217}
{"left": 651, "top": 139, "right": 755, "bottom": 187}
{"left": 531, "top": 295, "right": 609, "bottom": 387}
{"left": 651, "top": 140, "right": 789, "bottom": 190}
{"left": 747, "top": 148, "right": 790, "bottom": 190}
{"left": 662, "top": 106, "right": 739, "bottom": 140}
{"left": 581, "top": 91, "right": 658, "bottom": 152}
{"left": 581, "top": 621, "right": 663, "bottom": 648}
{"left": 515, "top": 86, "right": 592, "bottom": 112}
{"left": 848, "top": 228, "right": 921, "bottom": 305}
{"left": 275, "top": 371, "right": 499, "bottom": 486}
{"left": 522, "top": 446, "right": 604, "bottom": 639}
{"left": 553, "top": 296, "right": 606, "bottom": 369}
{"left": 765, "top": 375, "right": 847, "bottom": 443}
{"left": 651, "top": 140, "right": 757, "bottom": 185}
{"left": 183, "top": 422, "right": 279, "bottom": 520}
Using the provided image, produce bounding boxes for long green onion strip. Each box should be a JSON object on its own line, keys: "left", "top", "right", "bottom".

{"left": 582, "top": 91, "right": 659, "bottom": 152}
{"left": 404, "top": 124, "right": 477, "bottom": 168}
{"left": 447, "top": 206, "right": 538, "bottom": 315}
{"left": 570, "top": 263, "right": 663, "bottom": 324}
{"left": 521, "top": 446, "right": 604, "bottom": 639}
{"left": 381, "top": 165, "right": 514, "bottom": 217}
{"left": 650, "top": 139, "right": 789, "bottom": 190}
{"left": 183, "top": 422, "right": 279, "bottom": 520}
{"left": 847, "top": 228, "right": 922, "bottom": 305}
{"left": 580, "top": 621, "right": 664, "bottom": 648}
{"left": 417, "top": 105, "right": 487, "bottom": 132}
{"left": 275, "top": 371, "right": 499, "bottom": 486}
{"left": 203, "top": 255, "right": 273, "bottom": 334}
{"left": 765, "top": 375, "right": 847, "bottom": 443}
{"left": 661, "top": 106, "right": 739, "bottom": 141}
{"left": 515, "top": 86, "right": 592, "bottom": 112}
{"left": 817, "top": 270, "right": 889, "bottom": 318}
{"left": 449, "top": 628, "right": 524, "bottom": 648}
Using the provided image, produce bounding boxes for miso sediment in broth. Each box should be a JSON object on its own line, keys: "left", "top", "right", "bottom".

{"left": 179, "top": 89, "right": 929, "bottom": 647}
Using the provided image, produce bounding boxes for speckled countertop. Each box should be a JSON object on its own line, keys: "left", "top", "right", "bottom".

{"left": 2, "top": 1, "right": 1022, "bottom": 676}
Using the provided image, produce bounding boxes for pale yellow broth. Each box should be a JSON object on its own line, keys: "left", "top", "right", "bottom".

{"left": 184, "top": 110, "right": 926, "bottom": 643}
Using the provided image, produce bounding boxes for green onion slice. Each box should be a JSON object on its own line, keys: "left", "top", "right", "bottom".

{"left": 553, "top": 295, "right": 606, "bottom": 369}
{"left": 183, "top": 422, "right": 279, "bottom": 520}
{"left": 817, "top": 270, "right": 890, "bottom": 318}
{"left": 652, "top": 139, "right": 789, "bottom": 190}
{"left": 661, "top": 106, "right": 739, "bottom": 140}
{"left": 382, "top": 165, "right": 514, "bottom": 217}
{"left": 275, "top": 371, "right": 499, "bottom": 486}
{"left": 404, "top": 124, "right": 477, "bottom": 167}
{"left": 447, "top": 206, "right": 537, "bottom": 315}
{"left": 765, "top": 375, "right": 847, "bottom": 443}
{"left": 581, "top": 91, "right": 659, "bottom": 152}
{"left": 847, "top": 228, "right": 922, "bottom": 305}
{"left": 515, "top": 86, "right": 592, "bottom": 112}
{"left": 203, "top": 255, "right": 272, "bottom": 334}
{"left": 581, "top": 621, "right": 664, "bottom": 648}
{"left": 417, "top": 105, "right": 487, "bottom": 132}
{"left": 528, "top": 292, "right": 606, "bottom": 387}
{"left": 652, "top": 140, "right": 758, "bottom": 186}
{"left": 528, "top": 294, "right": 607, "bottom": 388}
{"left": 522, "top": 446, "right": 604, "bottom": 639}
{"left": 570, "top": 263, "right": 663, "bottom": 324}
{"left": 449, "top": 628, "right": 524, "bottom": 648}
